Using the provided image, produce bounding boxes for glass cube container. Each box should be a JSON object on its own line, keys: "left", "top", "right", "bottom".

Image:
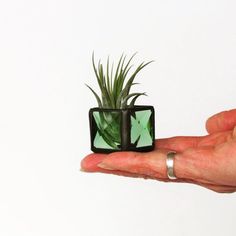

{"left": 89, "top": 106, "right": 155, "bottom": 153}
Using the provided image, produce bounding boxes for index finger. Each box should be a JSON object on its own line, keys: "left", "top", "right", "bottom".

{"left": 81, "top": 149, "right": 171, "bottom": 180}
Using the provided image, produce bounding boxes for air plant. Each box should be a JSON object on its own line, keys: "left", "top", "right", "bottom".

{"left": 87, "top": 53, "right": 154, "bottom": 151}
{"left": 86, "top": 53, "right": 153, "bottom": 109}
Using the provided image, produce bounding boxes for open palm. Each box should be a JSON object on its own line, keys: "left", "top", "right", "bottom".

{"left": 81, "top": 109, "right": 236, "bottom": 193}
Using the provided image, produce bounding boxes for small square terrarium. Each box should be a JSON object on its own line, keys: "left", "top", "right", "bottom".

{"left": 89, "top": 106, "right": 155, "bottom": 153}
{"left": 87, "top": 53, "right": 155, "bottom": 153}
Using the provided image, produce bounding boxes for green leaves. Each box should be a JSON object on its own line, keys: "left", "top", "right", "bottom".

{"left": 88, "top": 53, "right": 153, "bottom": 109}
{"left": 85, "top": 84, "right": 102, "bottom": 108}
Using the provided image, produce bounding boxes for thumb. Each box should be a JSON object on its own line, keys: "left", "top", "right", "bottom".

{"left": 206, "top": 109, "right": 236, "bottom": 134}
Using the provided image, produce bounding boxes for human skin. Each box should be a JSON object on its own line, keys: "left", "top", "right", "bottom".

{"left": 81, "top": 109, "right": 236, "bottom": 193}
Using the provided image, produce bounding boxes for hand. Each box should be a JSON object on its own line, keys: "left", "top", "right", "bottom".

{"left": 81, "top": 109, "right": 236, "bottom": 193}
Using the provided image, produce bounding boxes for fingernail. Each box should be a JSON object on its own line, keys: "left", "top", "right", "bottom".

{"left": 97, "top": 162, "right": 115, "bottom": 170}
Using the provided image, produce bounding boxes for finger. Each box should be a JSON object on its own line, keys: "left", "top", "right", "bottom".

{"left": 177, "top": 178, "right": 236, "bottom": 193}
{"left": 196, "top": 182, "right": 236, "bottom": 193}
{"left": 156, "top": 131, "right": 233, "bottom": 152}
{"left": 81, "top": 153, "right": 107, "bottom": 172}
{"left": 81, "top": 152, "right": 193, "bottom": 182}
{"left": 206, "top": 109, "right": 236, "bottom": 134}
{"left": 81, "top": 153, "right": 151, "bottom": 179}
{"left": 97, "top": 149, "right": 173, "bottom": 180}
{"left": 81, "top": 152, "right": 236, "bottom": 193}
{"left": 155, "top": 136, "right": 202, "bottom": 152}
{"left": 171, "top": 178, "right": 236, "bottom": 193}
{"left": 94, "top": 146, "right": 219, "bottom": 185}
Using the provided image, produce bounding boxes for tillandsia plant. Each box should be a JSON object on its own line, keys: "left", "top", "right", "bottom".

{"left": 86, "top": 53, "right": 152, "bottom": 109}
{"left": 87, "top": 53, "right": 155, "bottom": 153}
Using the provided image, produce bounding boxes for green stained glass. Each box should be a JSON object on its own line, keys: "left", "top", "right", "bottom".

{"left": 131, "top": 110, "right": 153, "bottom": 147}
{"left": 90, "top": 106, "right": 155, "bottom": 153}
{"left": 93, "top": 111, "right": 121, "bottom": 150}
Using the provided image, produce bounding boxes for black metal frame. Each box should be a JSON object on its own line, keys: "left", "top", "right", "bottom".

{"left": 89, "top": 105, "right": 155, "bottom": 153}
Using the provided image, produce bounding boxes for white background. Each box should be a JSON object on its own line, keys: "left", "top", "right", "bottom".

{"left": 0, "top": 0, "right": 236, "bottom": 235}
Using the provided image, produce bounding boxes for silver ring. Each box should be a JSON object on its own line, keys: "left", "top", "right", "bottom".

{"left": 166, "top": 151, "right": 177, "bottom": 180}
